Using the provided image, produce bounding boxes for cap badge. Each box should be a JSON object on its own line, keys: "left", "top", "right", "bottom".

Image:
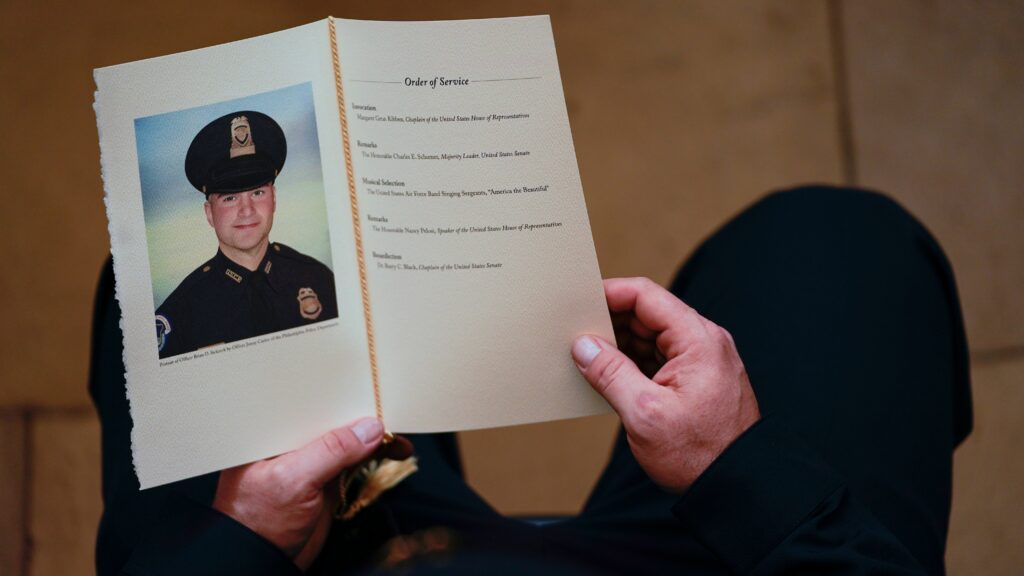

{"left": 229, "top": 115, "right": 256, "bottom": 158}
{"left": 297, "top": 287, "right": 323, "bottom": 320}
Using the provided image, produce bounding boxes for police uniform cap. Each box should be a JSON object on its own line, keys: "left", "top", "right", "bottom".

{"left": 185, "top": 110, "right": 287, "bottom": 196}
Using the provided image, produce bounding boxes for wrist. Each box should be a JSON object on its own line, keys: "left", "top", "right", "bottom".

{"left": 672, "top": 416, "right": 842, "bottom": 574}
{"left": 212, "top": 487, "right": 299, "bottom": 560}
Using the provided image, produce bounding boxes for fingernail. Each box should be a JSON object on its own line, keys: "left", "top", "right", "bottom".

{"left": 353, "top": 418, "right": 383, "bottom": 444}
{"left": 572, "top": 336, "right": 602, "bottom": 368}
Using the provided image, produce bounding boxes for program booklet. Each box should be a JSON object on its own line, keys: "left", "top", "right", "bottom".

{"left": 95, "top": 16, "right": 613, "bottom": 488}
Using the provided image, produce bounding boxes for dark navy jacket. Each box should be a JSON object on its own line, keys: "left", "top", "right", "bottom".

{"left": 156, "top": 242, "right": 337, "bottom": 359}
{"left": 92, "top": 258, "right": 927, "bottom": 575}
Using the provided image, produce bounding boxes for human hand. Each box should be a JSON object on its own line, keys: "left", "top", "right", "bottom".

{"left": 572, "top": 277, "right": 760, "bottom": 493}
{"left": 212, "top": 418, "right": 412, "bottom": 570}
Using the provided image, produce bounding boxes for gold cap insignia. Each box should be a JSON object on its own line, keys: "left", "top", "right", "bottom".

{"left": 229, "top": 115, "right": 256, "bottom": 158}
{"left": 297, "top": 287, "right": 323, "bottom": 320}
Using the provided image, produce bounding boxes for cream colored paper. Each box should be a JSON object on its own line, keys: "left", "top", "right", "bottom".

{"left": 335, "top": 17, "right": 613, "bottom": 431}
{"left": 95, "top": 21, "right": 375, "bottom": 489}
{"left": 96, "top": 16, "right": 612, "bottom": 488}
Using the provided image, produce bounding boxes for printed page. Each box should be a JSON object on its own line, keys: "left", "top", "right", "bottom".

{"left": 95, "top": 20, "right": 375, "bottom": 488}
{"left": 336, "top": 16, "right": 614, "bottom": 431}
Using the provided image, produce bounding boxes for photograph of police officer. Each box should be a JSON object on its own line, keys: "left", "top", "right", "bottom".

{"left": 141, "top": 92, "right": 338, "bottom": 359}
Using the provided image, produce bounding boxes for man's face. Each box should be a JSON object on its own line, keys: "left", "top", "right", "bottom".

{"left": 204, "top": 183, "right": 276, "bottom": 253}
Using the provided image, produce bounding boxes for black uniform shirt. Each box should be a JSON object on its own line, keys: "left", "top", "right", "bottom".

{"left": 155, "top": 242, "right": 337, "bottom": 358}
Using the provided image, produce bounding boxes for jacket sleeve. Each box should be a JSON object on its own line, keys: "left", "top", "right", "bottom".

{"left": 90, "top": 259, "right": 301, "bottom": 576}
{"left": 671, "top": 417, "right": 929, "bottom": 575}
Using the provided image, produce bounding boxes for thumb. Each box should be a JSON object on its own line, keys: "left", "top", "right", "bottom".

{"left": 572, "top": 335, "right": 650, "bottom": 422}
{"left": 279, "top": 418, "right": 384, "bottom": 488}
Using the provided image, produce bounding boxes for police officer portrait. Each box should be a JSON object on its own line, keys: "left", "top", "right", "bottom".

{"left": 135, "top": 82, "right": 338, "bottom": 360}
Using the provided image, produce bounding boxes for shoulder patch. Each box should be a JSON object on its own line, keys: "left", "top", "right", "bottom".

{"left": 156, "top": 314, "right": 172, "bottom": 352}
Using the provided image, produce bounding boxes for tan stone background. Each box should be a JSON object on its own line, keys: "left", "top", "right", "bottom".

{"left": 1, "top": 1, "right": 1021, "bottom": 574}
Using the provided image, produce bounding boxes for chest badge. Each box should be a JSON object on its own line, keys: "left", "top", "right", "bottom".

{"left": 297, "top": 287, "right": 323, "bottom": 320}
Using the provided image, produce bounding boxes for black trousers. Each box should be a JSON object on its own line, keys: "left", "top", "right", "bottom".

{"left": 93, "top": 186, "right": 971, "bottom": 575}
{"left": 314, "top": 186, "right": 971, "bottom": 575}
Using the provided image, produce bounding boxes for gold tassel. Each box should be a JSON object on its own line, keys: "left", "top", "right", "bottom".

{"left": 335, "top": 457, "right": 418, "bottom": 521}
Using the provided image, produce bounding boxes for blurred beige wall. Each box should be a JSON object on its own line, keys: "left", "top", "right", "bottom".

{"left": 0, "top": 1, "right": 1020, "bottom": 574}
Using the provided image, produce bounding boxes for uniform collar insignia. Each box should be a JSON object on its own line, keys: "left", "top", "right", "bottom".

{"left": 258, "top": 245, "right": 283, "bottom": 292}
{"left": 213, "top": 250, "right": 247, "bottom": 283}
{"left": 213, "top": 248, "right": 279, "bottom": 290}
